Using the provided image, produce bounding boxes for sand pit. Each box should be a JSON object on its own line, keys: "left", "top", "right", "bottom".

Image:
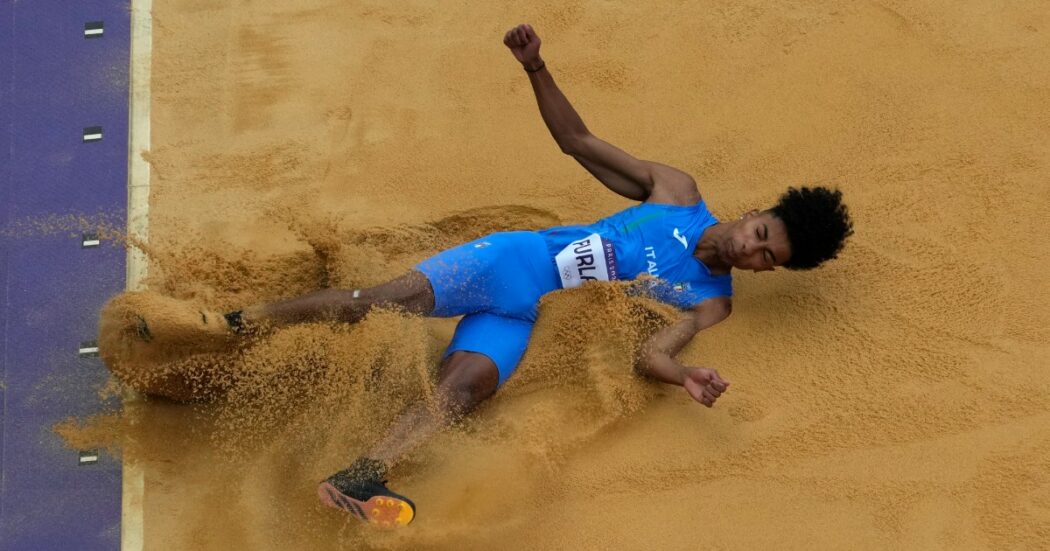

{"left": 74, "top": 0, "right": 1050, "bottom": 548}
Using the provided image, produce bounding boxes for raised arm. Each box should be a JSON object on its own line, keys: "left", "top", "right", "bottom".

{"left": 637, "top": 297, "right": 732, "bottom": 407}
{"left": 503, "top": 24, "right": 700, "bottom": 206}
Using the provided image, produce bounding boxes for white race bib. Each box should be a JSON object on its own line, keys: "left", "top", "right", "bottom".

{"left": 555, "top": 233, "right": 620, "bottom": 289}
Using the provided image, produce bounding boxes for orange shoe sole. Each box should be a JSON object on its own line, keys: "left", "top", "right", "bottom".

{"left": 317, "top": 482, "right": 415, "bottom": 528}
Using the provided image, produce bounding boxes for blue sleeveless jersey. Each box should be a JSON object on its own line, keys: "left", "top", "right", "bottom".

{"left": 536, "top": 199, "right": 732, "bottom": 310}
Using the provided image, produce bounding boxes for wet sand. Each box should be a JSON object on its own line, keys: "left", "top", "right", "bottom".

{"left": 92, "top": 1, "right": 1050, "bottom": 549}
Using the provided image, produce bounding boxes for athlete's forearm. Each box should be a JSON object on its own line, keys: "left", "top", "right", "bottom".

{"left": 637, "top": 316, "right": 696, "bottom": 385}
{"left": 525, "top": 59, "right": 590, "bottom": 152}
{"left": 636, "top": 300, "right": 731, "bottom": 386}
{"left": 639, "top": 352, "right": 689, "bottom": 386}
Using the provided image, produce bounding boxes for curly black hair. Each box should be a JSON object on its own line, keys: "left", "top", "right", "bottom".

{"left": 769, "top": 186, "right": 853, "bottom": 270}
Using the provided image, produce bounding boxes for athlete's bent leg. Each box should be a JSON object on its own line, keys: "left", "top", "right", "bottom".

{"left": 239, "top": 270, "right": 436, "bottom": 329}
{"left": 316, "top": 230, "right": 548, "bottom": 526}
{"left": 369, "top": 351, "right": 499, "bottom": 464}
{"left": 317, "top": 351, "right": 499, "bottom": 527}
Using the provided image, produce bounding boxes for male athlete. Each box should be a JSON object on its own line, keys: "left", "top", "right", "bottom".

{"left": 127, "top": 24, "right": 852, "bottom": 527}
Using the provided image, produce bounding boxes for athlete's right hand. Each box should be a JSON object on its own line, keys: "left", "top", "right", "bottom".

{"left": 683, "top": 367, "right": 730, "bottom": 408}
{"left": 503, "top": 23, "right": 542, "bottom": 68}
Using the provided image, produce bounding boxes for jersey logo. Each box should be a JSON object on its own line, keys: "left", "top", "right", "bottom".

{"left": 672, "top": 228, "right": 688, "bottom": 249}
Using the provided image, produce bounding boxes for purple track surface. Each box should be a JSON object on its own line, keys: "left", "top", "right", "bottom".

{"left": 1, "top": 2, "right": 129, "bottom": 549}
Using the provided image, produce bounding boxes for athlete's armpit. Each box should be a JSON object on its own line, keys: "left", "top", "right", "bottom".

{"left": 645, "top": 163, "right": 703, "bottom": 207}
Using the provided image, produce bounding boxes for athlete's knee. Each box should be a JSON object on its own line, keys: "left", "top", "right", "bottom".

{"left": 438, "top": 352, "right": 499, "bottom": 417}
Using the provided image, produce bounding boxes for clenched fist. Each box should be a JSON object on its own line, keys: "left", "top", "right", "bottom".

{"left": 683, "top": 367, "right": 730, "bottom": 408}
{"left": 503, "top": 23, "right": 542, "bottom": 69}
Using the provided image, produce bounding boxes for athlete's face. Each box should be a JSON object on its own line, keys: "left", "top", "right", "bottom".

{"left": 722, "top": 210, "right": 791, "bottom": 272}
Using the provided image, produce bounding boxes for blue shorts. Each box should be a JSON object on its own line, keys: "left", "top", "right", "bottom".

{"left": 415, "top": 231, "right": 560, "bottom": 385}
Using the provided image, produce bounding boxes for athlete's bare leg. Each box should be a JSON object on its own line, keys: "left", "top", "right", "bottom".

{"left": 318, "top": 350, "right": 499, "bottom": 526}
{"left": 240, "top": 270, "right": 436, "bottom": 329}
{"left": 368, "top": 350, "right": 499, "bottom": 464}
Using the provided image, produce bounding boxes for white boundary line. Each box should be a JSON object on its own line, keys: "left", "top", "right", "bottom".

{"left": 124, "top": 1, "right": 152, "bottom": 550}
{"left": 127, "top": 0, "right": 151, "bottom": 293}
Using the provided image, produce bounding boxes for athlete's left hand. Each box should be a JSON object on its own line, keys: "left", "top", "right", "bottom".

{"left": 683, "top": 367, "right": 729, "bottom": 408}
